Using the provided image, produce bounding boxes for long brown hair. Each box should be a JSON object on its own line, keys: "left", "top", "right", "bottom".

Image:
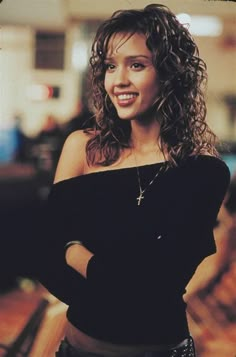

{"left": 85, "top": 3, "right": 219, "bottom": 167}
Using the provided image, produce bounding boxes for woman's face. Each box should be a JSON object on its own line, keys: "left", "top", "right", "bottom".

{"left": 104, "top": 32, "right": 159, "bottom": 121}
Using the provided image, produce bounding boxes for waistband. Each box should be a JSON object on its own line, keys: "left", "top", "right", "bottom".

{"left": 55, "top": 336, "right": 196, "bottom": 357}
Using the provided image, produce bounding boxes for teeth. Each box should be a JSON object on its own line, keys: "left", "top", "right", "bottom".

{"left": 117, "top": 94, "right": 137, "bottom": 100}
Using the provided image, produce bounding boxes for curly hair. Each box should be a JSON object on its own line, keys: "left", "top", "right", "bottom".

{"left": 85, "top": 3, "right": 219, "bottom": 167}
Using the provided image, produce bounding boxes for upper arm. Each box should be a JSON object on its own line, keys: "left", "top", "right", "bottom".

{"left": 54, "top": 130, "right": 89, "bottom": 184}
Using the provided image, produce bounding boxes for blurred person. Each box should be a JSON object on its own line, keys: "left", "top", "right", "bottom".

{"left": 12, "top": 112, "right": 31, "bottom": 163}
{"left": 63, "top": 100, "right": 95, "bottom": 136}
{"left": 32, "top": 114, "right": 64, "bottom": 177}
{"left": 29, "top": 4, "right": 230, "bottom": 357}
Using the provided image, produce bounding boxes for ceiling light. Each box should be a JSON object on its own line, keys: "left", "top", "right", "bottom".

{"left": 177, "top": 14, "right": 223, "bottom": 37}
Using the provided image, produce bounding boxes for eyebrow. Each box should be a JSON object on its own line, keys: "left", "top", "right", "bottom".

{"left": 104, "top": 55, "right": 151, "bottom": 61}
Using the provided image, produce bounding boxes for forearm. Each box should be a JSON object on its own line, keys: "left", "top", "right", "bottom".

{"left": 65, "top": 243, "right": 94, "bottom": 278}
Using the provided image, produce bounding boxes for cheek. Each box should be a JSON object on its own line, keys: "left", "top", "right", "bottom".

{"left": 150, "top": 78, "right": 159, "bottom": 97}
{"left": 104, "top": 75, "right": 111, "bottom": 94}
{"left": 141, "top": 80, "right": 159, "bottom": 98}
{"left": 152, "top": 82, "right": 159, "bottom": 96}
{"left": 137, "top": 72, "right": 159, "bottom": 92}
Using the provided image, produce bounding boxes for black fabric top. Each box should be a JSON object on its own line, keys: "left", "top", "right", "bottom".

{"left": 32, "top": 155, "right": 230, "bottom": 345}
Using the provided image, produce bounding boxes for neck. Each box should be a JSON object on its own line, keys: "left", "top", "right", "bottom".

{"left": 130, "top": 119, "right": 161, "bottom": 153}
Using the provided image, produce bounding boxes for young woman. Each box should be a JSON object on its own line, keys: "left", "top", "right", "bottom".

{"left": 34, "top": 4, "right": 230, "bottom": 356}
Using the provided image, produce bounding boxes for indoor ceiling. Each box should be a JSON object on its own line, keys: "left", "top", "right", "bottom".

{"left": 67, "top": 0, "right": 236, "bottom": 19}
{"left": 0, "top": 0, "right": 235, "bottom": 29}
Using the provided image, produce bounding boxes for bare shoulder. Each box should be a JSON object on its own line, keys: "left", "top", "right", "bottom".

{"left": 54, "top": 130, "right": 91, "bottom": 184}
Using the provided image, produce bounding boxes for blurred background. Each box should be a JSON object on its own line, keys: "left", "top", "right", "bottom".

{"left": 0, "top": 0, "right": 236, "bottom": 356}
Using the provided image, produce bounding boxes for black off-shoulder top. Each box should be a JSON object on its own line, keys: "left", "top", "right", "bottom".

{"left": 32, "top": 155, "right": 230, "bottom": 345}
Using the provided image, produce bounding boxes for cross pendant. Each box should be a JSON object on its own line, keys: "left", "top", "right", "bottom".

{"left": 137, "top": 192, "right": 144, "bottom": 206}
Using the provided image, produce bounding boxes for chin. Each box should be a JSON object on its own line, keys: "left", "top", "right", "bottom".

{"left": 116, "top": 109, "right": 141, "bottom": 121}
{"left": 118, "top": 115, "right": 136, "bottom": 121}
{"left": 117, "top": 111, "right": 151, "bottom": 122}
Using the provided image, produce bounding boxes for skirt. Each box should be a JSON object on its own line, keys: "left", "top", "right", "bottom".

{"left": 55, "top": 336, "right": 196, "bottom": 357}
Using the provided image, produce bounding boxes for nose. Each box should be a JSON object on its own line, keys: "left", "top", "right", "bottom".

{"left": 114, "top": 66, "right": 130, "bottom": 87}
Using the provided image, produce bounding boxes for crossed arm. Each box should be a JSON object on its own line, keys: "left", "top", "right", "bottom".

{"left": 65, "top": 243, "right": 94, "bottom": 278}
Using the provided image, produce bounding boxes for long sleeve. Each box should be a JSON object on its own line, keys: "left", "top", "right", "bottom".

{"left": 28, "top": 185, "right": 88, "bottom": 305}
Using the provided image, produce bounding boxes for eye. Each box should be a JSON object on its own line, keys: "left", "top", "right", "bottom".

{"left": 131, "top": 63, "right": 145, "bottom": 70}
{"left": 104, "top": 63, "right": 116, "bottom": 72}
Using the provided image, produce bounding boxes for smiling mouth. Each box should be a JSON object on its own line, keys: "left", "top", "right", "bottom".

{"left": 115, "top": 93, "right": 138, "bottom": 106}
{"left": 117, "top": 93, "right": 138, "bottom": 100}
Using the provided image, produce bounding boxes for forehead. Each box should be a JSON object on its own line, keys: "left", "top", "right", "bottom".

{"left": 106, "top": 32, "right": 151, "bottom": 57}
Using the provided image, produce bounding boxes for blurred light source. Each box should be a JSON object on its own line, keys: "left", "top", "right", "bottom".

{"left": 26, "top": 84, "right": 52, "bottom": 101}
{"left": 177, "top": 14, "right": 223, "bottom": 37}
{"left": 72, "top": 41, "right": 88, "bottom": 71}
{"left": 26, "top": 84, "right": 60, "bottom": 101}
{"left": 176, "top": 13, "right": 191, "bottom": 30}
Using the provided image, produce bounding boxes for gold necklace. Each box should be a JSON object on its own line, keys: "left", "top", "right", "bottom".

{"left": 133, "top": 153, "right": 166, "bottom": 206}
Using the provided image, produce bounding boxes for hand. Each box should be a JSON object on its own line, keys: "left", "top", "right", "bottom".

{"left": 65, "top": 244, "right": 94, "bottom": 278}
